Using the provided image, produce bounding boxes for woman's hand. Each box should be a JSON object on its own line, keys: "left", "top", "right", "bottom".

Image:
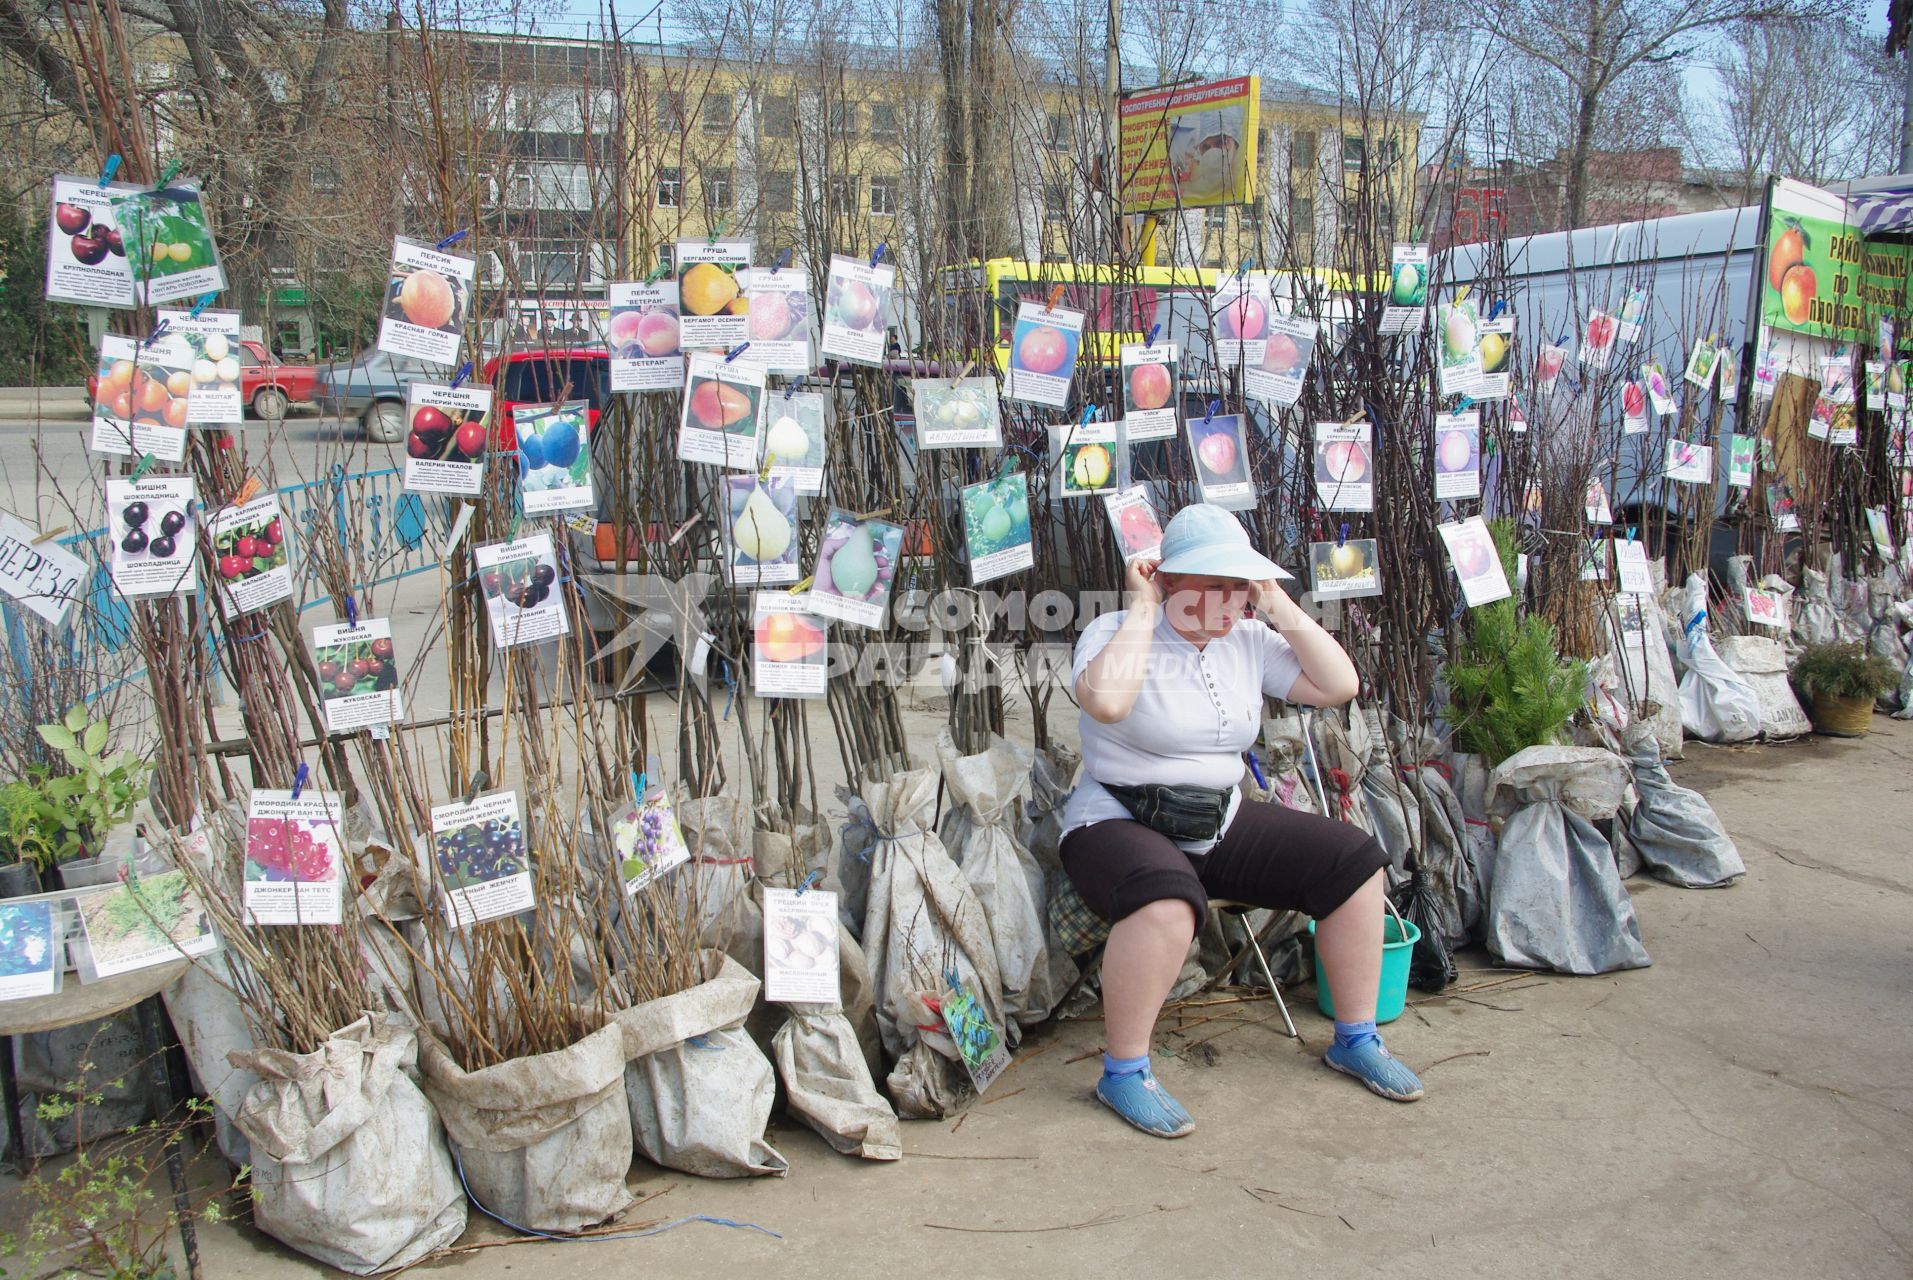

{"left": 1125, "top": 557, "right": 1165, "bottom": 610}
{"left": 1251, "top": 578, "right": 1301, "bottom": 626}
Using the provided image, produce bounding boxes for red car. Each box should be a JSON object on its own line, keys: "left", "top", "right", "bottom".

{"left": 87, "top": 339, "right": 316, "bottom": 422}
{"left": 483, "top": 349, "right": 610, "bottom": 450}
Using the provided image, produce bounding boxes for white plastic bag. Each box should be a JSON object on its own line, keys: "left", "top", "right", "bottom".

{"left": 1675, "top": 573, "right": 1762, "bottom": 743}
{"left": 1715, "top": 635, "right": 1811, "bottom": 739}
{"left": 231, "top": 1015, "right": 465, "bottom": 1275}
{"left": 614, "top": 950, "right": 788, "bottom": 1177}
{"left": 419, "top": 1019, "right": 634, "bottom": 1232}
{"left": 1486, "top": 746, "right": 1651, "bottom": 975}
{"left": 771, "top": 1008, "right": 901, "bottom": 1161}
{"left": 1618, "top": 726, "right": 1745, "bottom": 889}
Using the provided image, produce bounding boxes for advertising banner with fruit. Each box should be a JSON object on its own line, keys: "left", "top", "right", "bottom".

{"left": 607, "top": 280, "right": 685, "bottom": 391}
{"left": 426, "top": 790, "right": 534, "bottom": 928}
{"left": 808, "top": 511, "right": 904, "bottom": 629}
{"left": 209, "top": 494, "right": 293, "bottom": 618}
{"left": 1116, "top": 75, "right": 1259, "bottom": 214}
{"left": 722, "top": 475, "right": 800, "bottom": 585}
{"left": 1052, "top": 419, "right": 1122, "bottom": 498}
{"left": 1003, "top": 302, "right": 1083, "bottom": 408}
{"left": 820, "top": 254, "right": 895, "bottom": 365}
{"left": 678, "top": 351, "right": 766, "bottom": 468}
{"left": 676, "top": 240, "right": 751, "bottom": 349}
{"left": 1438, "top": 516, "right": 1510, "bottom": 608}
{"left": 111, "top": 179, "right": 226, "bottom": 306}
{"left": 1103, "top": 486, "right": 1163, "bottom": 563}
{"left": 90, "top": 333, "right": 188, "bottom": 461}
{"left": 614, "top": 788, "right": 693, "bottom": 895}
{"left": 1761, "top": 177, "right": 1912, "bottom": 342}
{"left": 0, "top": 511, "right": 87, "bottom": 628}
{"left": 1379, "top": 245, "right": 1428, "bottom": 335}
{"left": 403, "top": 383, "right": 491, "bottom": 496}
{"left": 106, "top": 475, "right": 196, "bottom": 598}
{"left": 751, "top": 592, "right": 827, "bottom": 699}
{"left": 1432, "top": 410, "right": 1480, "bottom": 501}
{"left": 913, "top": 376, "right": 1003, "bottom": 449}
{"left": 1314, "top": 422, "right": 1373, "bottom": 511}
{"left": 1190, "top": 413, "right": 1254, "bottom": 509}
{"left": 962, "top": 471, "right": 1034, "bottom": 585}
{"left": 244, "top": 789, "right": 345, "bottom": 927}
{"left": 311, "top": 617, "right": 403, "bottom": 733}
{"left": 156, "top": 308, "right": 243, "bottom": 424}
{"left": 1665, "top": 439, "right": 1713, "bottom": 485}
{"left": 515, "top": 401, "right": 593, "bottom": 514}
{"left": 1119, "top": 342, "right": 1179, "bottom": 440}
{"left": 1212, "top": 274, "right": 1272, "bottom": 367}
{"left": 763, "top": 392, "right": 827, "bottom": 491}
{"left": 1244, "top": 315, "right": 1316, "bottom": 409}
{"left": 378, "top": 237, "right": 475, "bottom": 364}
{"left": 740, "top": 266, "right": 811, "bottom": 372}
{"left": 1437, "top": 298, "right": 1484, "bottom": 397}
{"left": 476, "top": 534, "right": 568, "bottom": 649}
{"left": 46, "top": 175, "right": 139, "bottom": 307}
{"left": 1310, "top": 537, "right": 1381, "bottom": 600}
{"left": 763, "top": 885, "right": 843, "bottom": 1004}
{"left": 1727, "top": 435, "right": 1756, "bottom": 488}
{"left": 1475, "top": 316, "right": 1512, "bottom": 400}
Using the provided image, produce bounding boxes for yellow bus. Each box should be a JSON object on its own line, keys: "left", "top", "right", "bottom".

{"left": 938, "top": 259, "right": 1220, "bottom": 368}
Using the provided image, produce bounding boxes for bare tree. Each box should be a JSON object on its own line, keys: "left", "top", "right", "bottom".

{"left": 1493, "top": 0, "right": 1818, "bottom": 229}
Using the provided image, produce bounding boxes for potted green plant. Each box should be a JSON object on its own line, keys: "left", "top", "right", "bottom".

{"left": 27, "top": 705, "right": 154, "bottom": 887}
{"left": 0, "top": 779, "right": 48, "bottom": 897}
{"left": 1445, "top": 520, "right": 1589, "bottom": 764}
{"left": 1790, "top": 642, "right": 1899, "bottom": 737}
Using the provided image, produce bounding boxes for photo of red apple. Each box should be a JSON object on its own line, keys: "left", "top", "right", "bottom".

{"left": 1015, "top": 324, "right": 1070, "bottom": 375}
{"left": 1119, "top": 503, "right": 1161, "bottom": 549}
{"left": 1128, "top": 362, "right": 1173, "bottom": 411}
{"left": 1585, "top": 313, "right": 1616, "bottom": 348}
{"left": 1219, "top": 295, "right": 1267, "bottom": 340}
{"left": 1321, "top": 440, "right": 1369, "bottom": 482}
{"left": 1452, "top": 534, "right": 1493, "bottom": 579}
{"left": 1623, "top": 382, "right": 1646, "bottom": 416}
{"left": 1197, "top": 430, "right": 1239, "bottom": 476}
{"left": 1263, "top": 332, "right": 1303, "bottom": 374}
{"left": 690, "top": 379, "right": 754, "bottom": 429}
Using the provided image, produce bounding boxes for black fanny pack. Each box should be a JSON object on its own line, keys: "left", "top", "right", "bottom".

{"left": 1102, "top": 781, "right": 1234, "bottom": 843}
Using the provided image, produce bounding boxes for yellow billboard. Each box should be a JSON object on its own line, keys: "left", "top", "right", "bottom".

{"left": 1117, "top": 76, "right": 1261, "bottom": 215}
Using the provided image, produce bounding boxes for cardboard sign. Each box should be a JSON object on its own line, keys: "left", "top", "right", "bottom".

{"left": 244, "top": 788, "right": 345, "bottom": 926}
{"left": 763, "top": 886, "right": 843, "bottom": 1003}
{"left": 0, "top": 512, "right": 87, "bottom": 627}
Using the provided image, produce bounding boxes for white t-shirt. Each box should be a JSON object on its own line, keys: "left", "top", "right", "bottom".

{"left": 1062, "top": 608, "right": 1304, "bottom": 854}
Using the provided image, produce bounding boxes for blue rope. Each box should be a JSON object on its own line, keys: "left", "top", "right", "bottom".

{"left": 450, "top": 1145, "right": 782, "bottom": 1244}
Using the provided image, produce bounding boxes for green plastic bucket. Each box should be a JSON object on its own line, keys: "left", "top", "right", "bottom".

{"left": 1307, "top": 909, "right": 1420, "bottom": 1025}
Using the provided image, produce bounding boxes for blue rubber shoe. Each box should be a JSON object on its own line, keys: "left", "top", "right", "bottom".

{"left": 1096, "top": 1068, "right": 1196, "bottom": 1138}
{"left": 1323, "top": 1039, "right": 1426, "bottom": 1102}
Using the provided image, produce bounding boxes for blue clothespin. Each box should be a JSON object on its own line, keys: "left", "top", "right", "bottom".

{"left": 1487, "top": 299, "right": 1506, "bottom": 320}
{"left": 794, "top": 867, "right": 822, "bottom": 896}
{"left": 130, "top": 453, "right": 158, "bottom": 482}
{"left": 463, "top": 769, "right": 489, "bottom": 805}
{"left": 1145, "top": 323, "right": 1161, "bottom": 347}
{"left": 343, "top": 595, "right": 358, "bottom": 628}
{"left": 153, "top": 159, "right": 182, "bottom": 190}
{"left": 720, "top": 660, "right": 736, "bottom": 720}
{"left": 1338, "top": 522, "right": 1348, "bottom": 547}
{"left": 450, "top": 360, "right": 473, "bottom": 389}
{"left": 1626, "top": 525, "right": 1637, "bottom": 542}
{"left": 631, "top": 770, "right": 647, "bottom": 804}
{"left": 189, "top": 293, "right": 217, "bottom": 318}
{"left": 1455, "top": 396, "right": 1475, "bottom": 414}
{"left": 724, "top": 342, "right": 750, "bottom": 363}
{"left": 435, "top": 229, "right": 468, "bottom": 251}
{"left": 1238, "top": 256, "right": 1256, "bottom": 280}
{"left": 870, "top": 242, "right": 887, "bottom": 268}
{"left": 1204, "top": 398, "right": 1220, "bottom": 424}
{"left": 99, "top": 154, "right": 122, "bottom": 186}
{"left": 1244, "top": 751, "right": 1268, "bottom": 789}
{"left": 290, "top": 762, "right": 309, "bottom": 800}
{"left": 1078, "top": 403, "right": 1097, "bottom": 426}
{"left": 143, "top": 321, "right": 171, "bottom": 349}
{"left": 770, "top": 249, "right": 791, "bottom": 275}
{"left": 1557, "top": 334, "right": 1570, "bottom": 346}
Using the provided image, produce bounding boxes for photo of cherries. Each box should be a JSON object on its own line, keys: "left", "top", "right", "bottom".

{"left": 407, "top": 403, "right": 487, "bottom": 463}
{"left": 118, "top": 499, "right": 190, "bottom": 560}
{"left": 55, "top": 201, "right": 124, "bottom": 267}
{"left": 480, "top": 557, "right": 558, "bottom": 611}
{"left": 314, "top": 634, "right": 398, "bottom": 702}
{"left": 213, "top": 514, "right": 287, "bottom": 584}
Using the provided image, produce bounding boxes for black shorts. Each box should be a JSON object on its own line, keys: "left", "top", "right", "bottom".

{"left": 1058, "top": 796, "right": 1389, "bottom": 932}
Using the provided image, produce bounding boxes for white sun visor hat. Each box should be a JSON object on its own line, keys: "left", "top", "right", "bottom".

{"left": 1154, "top": 503, "right": 1292, "bottom": 580}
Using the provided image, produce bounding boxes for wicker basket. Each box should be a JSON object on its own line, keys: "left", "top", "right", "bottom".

{"left": 1809, "top": 692, "right": 1874, "bottom": 737}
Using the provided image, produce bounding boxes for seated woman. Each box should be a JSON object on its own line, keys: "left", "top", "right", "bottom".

{"left": 1062, "top": 503, "right": 1424, "bottom": 1138}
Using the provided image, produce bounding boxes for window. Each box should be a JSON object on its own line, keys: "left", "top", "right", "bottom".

{"left": 1046, "top": 112, "right": 1070, "bottom": 151}
{"left": 870, "top": 175, "right": 899, "bottom": 217}
{"left": 238, "top": 344, "right": 261, "bottom": 368}
{"left": 1342, "top": 133, "right": 1365, "bottom": 171}
{"left": 512, "top": 172, "right": 536, "bottom": 207}
{"left": 1375, "top": 200, "right": 1395, "bottom": 234}
{"left": 1293, "top": 130, "right": 1317, "bottom": 172}
{"left": 1290, "top": 194, "right": 1314, "bottom": 235}
{"left": 762, "top": 95, "right": 794, "bottom": 138}
{"left": 869, "top": 102, "right": 899, "bottom": 142}
{"left": 656, "top": 166, "right": 681, "bottom": 208}
{"left": 655, "top": 91, "right": 685, "bottom": 132}
{"left": 1043, "top": 180, "right": 1067, "bottom": 221}
{"left": 828, "top": 100, "right": 856, "bottom": 137}
{"left": 702, "top": 93, "right": 733, "bottom": 133}
{"left": 829, "top": 176, "right": 857, "bottom": 213}
{"left": 762, "top": 170, "right": 795, "bottom": 213}
{"left": 704, "top": 168, "right": 733, "bottom": 211}
{"left": 1376, "top": 138, "right": 1400, "bottom": 170}
{"left": 1204, "top": 207, "right": 1227, "bottom": 231}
